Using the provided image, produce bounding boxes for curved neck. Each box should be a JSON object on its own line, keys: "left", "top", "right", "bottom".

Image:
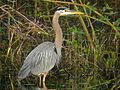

{"left": 53, "top": 12, "right": 63, "bottom": 48}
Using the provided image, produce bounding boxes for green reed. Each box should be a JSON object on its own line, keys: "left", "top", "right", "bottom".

{"left": 0, "top": 0, "right": 120, "bottom": 90}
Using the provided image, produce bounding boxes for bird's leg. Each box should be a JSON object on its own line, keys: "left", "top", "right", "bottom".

{"left": 43, "top": 72, "right": 48, "bottom": 83}
{"left": 39, "top": 74, "right": 42, "bottom": 87}
{"left": 43, "top": 81, "right": 48, "bottom": 90}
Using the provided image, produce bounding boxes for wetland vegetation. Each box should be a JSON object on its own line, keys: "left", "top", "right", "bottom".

{"left": 0, "top": 0, "right": 120, "bottom": 90}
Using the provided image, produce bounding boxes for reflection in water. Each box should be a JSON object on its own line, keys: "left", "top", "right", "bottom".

{"left": 20, "top": 86, "right": 45, "bottom": 90}
{"left": 18, "top": 82, "right": 50, "bottom": 90}
{"left": 0, "top": 74, "right": 77, "bottom": 90}
{"left": 20, "top": 86, "right": 41, "bottom": 90}
{"left": 19, "top": 84, "right": 56, "bottom": 90}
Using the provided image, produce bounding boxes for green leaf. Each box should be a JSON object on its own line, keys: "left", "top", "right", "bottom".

{"left": 0, "top": 27, "right": 4, "bottom": 32}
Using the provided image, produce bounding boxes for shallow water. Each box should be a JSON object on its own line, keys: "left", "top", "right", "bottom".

{"left": 0, "top": 68, "right": 82, "bottom": 90}
{"left": 0, "top": 72, "right": 80, "bottom": 90}
{"left": 0, "top": 68, "right": 114, "bottom": 90}
{"left": 1, "top": 81, "right": 79, "bottom": 90}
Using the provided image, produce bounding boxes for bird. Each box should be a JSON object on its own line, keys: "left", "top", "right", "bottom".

{"left": 18, "top": 6, "right": 83, "bottom": 87}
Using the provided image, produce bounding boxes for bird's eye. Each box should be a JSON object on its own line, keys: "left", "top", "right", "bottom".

{"left": 60, "top": 10, "right": 65, "bottom": 13}
{"left": 64, "top": 10, "right": 67, "bottom": 12}
{"left": 64, "top": 8, "right": 70, "bottom": 12}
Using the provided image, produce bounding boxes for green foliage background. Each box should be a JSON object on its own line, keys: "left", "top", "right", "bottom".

{"left": 0, "top": 0, "right": 120, "bottom": 89}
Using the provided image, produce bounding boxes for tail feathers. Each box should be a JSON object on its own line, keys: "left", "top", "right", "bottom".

{"left": 18, "top": 66, "right": 31, "bottom": 80}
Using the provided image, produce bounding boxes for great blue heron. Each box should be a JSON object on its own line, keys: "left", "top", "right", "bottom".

{"left": 18, "top": 6, "right": 83, "bottom": 86}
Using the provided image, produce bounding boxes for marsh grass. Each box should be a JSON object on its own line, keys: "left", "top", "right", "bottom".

{"left": 0, "top": 0, "right": 120, "bottom": 90}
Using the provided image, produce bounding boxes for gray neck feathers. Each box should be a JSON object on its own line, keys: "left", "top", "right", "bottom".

{"left": 53, "top": 12, "right": 63, "bottom": 49}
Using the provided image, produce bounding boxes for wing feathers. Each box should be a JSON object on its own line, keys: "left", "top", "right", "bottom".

{"left": 18, "top": 42, "right": 60, "bottom": 79}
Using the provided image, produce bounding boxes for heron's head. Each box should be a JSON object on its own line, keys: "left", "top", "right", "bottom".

{"left": 56, "top": 6, "right": 84, "bottom": 16}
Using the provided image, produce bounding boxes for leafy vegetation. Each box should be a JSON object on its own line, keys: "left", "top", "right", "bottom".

{"left": 0, "top": 0, "right": 120, "bottom": 89}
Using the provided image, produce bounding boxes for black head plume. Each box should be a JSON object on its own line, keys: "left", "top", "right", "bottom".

{"left": 57, "top": 6, "right": 68, "bottom": 11}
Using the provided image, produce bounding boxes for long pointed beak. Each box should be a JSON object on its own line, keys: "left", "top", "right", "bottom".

{"left": 61, "top": 10, "right": 84, "bottom": 16}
